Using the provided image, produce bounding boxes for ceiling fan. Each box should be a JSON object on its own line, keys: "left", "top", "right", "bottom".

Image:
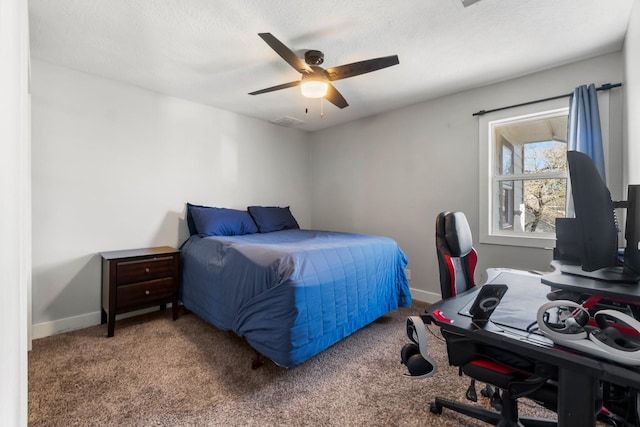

{"left": 249, "top": 33, "right": 399, "bottom": 109}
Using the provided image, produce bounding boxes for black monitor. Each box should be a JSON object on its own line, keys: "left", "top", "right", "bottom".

{"left": 556, "top": 150, "right": 640, "bottom": 283}
{"left": 623, "top": 185, "right": 640, "bottom": 277}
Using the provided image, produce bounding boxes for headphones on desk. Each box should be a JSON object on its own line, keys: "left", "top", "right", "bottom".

{"left": 537, "top": 300, "right": 640, "bottom": 366}
{"left": 400, "top": 316, "right": 437, "bottom": 379}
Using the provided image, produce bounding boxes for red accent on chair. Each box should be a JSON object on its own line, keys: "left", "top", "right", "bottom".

{"left": 468, "top": 248, "right": 478, "bottom": 281}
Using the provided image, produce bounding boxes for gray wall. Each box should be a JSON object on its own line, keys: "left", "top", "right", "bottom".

{"left": 31, "top": 59, "right": 311, "bottom": 336}
{"left": 309, "top": 52, "right": 624, "bottom": 302}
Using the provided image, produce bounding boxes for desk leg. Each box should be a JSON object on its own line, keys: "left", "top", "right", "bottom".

{"left": 558, "top": 367, "right": 596, "bottom": 426}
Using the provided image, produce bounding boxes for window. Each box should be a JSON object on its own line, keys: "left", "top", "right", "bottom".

{"left": 479, "top": 92, "right": 613, "bottom": 248}
{"left": 479, "top": 101, "right": 571, "bottom": 248}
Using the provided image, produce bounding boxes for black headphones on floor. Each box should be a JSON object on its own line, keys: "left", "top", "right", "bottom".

{"left": 401, "top": 316, "right": 437, "bottom": 378}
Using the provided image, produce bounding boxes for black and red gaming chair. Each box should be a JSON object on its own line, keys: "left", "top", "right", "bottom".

{"left": 436, "top": 211, "right": 478, "bottom": 299}
{"left": 431, "top": 212, "right": 559, "bottom": 426}
{"left": 436, "top": 211, "right": 495, "bottom": 401}
{"left": 400, "top": 211, "right": 478, "bottom": 380}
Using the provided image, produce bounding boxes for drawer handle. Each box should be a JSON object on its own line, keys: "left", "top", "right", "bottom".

{"left": 145, "top": 290, "right": 150, "bottom": 295}
{"left": 145, "top": 268, "right": 150, "bottom": 273}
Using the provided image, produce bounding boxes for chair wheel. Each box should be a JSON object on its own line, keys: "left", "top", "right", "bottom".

{"left": 429, "top": 402, "right": 442, "bottom": 414}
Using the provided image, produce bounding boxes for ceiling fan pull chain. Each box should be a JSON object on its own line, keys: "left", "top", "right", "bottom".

{"left": 321, "top": 98, "right": 324, "bottom": 118}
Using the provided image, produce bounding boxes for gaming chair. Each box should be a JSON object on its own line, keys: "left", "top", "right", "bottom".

{"left": 430, "top": 211, "right": 559, "bottom": 426}
{"left": 401, "top": 211, "right": 478, "bottom": 381}
{"left": 436, "top": 211, "right": 478, "bottom": 299}
{"left": 436, "top": 211, "right": 496, "bottom": 401}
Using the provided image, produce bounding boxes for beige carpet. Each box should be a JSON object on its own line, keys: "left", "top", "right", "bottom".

{"left": 29, "top": 304, "right": 557, "bottom": 426}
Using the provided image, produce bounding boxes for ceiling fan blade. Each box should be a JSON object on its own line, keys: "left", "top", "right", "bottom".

{"left": 325, "top": 55, "right": 399, "bottom": 81}
{"left": 249, "top": 80, "right": 300, "bottom": 95}
{"left": 258, "top": 33, "right": 313, "bottom": 74}
{"left": 325, "top": 83, "right": 349, "bottom": 109}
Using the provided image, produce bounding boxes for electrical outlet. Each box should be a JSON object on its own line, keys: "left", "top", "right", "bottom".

{"left": 405, "top": 268, "right": 411, "bottom": 280}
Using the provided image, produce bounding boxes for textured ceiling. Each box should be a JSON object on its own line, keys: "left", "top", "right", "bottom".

{"left": 28, "top": 0, "right": 634, "bottom": 132}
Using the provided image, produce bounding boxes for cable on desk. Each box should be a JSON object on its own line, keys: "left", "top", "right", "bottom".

{"left": 526, "top": 318, "right": 540, "bottom": 334}
{"left": 425, "top": 322, "right": 446, "bottom": 343}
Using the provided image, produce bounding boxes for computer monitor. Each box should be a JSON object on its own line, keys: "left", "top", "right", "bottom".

{"left": 557, "top": 150, "right": 640, "bottom": 283}
{"left": 623, "top": 185, "right": 640, "bottom": 277}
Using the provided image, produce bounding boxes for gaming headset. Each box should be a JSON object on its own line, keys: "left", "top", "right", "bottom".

{"left": 401, "top": 316, "right": 437, "bottom": 378}
{"left": 537, "top": 300, "right": 640, "bottom": 366}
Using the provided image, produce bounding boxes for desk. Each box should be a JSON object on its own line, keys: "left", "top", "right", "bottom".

{"left": 426, "top": 269, "right": 640, "bottom": 426}
{"left": 542, "top": 260, "right": 640, "bottom": 303}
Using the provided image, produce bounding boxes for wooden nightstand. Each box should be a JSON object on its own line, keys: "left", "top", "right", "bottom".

{"left": 100, "top": 246, "right": 180, "bottom": 337}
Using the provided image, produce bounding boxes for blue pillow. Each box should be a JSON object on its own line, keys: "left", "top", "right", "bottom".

{"left": 189, "top": 206, "right": 258, "bottom": 236}
{"left": 186, "top": 203, "right": 206, "bottom": 235}
{"left": 248, "top": 206, "right": 300, "bottom": 233}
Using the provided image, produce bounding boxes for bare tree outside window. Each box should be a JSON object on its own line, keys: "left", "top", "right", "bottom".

{"left": 523, "top": 141, "right": 567, "bottom": 232}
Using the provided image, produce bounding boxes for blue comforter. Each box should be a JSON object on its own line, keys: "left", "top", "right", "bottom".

{"left": 180, "top": 229, "right": 411, "bottom": 368}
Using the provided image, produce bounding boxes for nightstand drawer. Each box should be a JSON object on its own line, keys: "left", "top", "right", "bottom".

{"left": 116, "top": 255, "right": 176, "bottom": 285}
{"left": 116, "top": 277, "right": 175, "bottom": 309}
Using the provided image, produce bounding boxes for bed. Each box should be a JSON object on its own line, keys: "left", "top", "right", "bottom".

{"left": 179, "top": 204, "right": 411, "bottom": 368}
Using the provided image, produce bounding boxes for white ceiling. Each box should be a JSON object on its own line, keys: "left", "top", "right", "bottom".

{"left": 28, "top": 0, "right": 634, "bottom": 133}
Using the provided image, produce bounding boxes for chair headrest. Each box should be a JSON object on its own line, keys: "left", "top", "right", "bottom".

{"left": 436, "top": 211, "right": 473, "bottom": 257}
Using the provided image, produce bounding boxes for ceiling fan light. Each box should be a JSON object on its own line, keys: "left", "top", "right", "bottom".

{"left": 301, "top": 80, "right": 328, "bottom": 98}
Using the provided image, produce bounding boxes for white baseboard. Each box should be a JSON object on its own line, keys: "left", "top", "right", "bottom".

{"left": 32, "top": 311, "right": 102, "bottom": 340}
{"left": 409, "top": 287, "right": 441, "bottom": 304}
{"left": 32, "top": 306, "right": 172, "bottom": 340}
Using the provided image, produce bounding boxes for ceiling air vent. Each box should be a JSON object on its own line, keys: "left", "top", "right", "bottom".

{"left": 270, "top": 116, "right": 305, "bottom": 128}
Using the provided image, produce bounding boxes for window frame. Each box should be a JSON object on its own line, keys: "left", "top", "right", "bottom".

{"left": 479, "top": 98, "right": 573, "bottom": 249}
{"left": 498, "top": 141, "right": 515, "bottom": 230}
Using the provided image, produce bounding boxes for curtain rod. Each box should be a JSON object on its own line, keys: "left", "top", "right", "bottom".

{"left": 472, "top": 82, "right": 622, "bottom": 117}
